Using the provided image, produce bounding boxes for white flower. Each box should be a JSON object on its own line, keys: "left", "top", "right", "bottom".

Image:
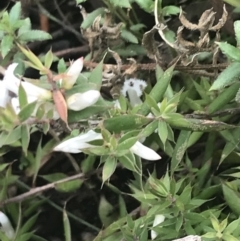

{"left": 11, "top": 97, "right": 59, "bottom": 120}
{"left": 66, "top": 90, "right": 100, "bottom": 111}
{"left": 130, "top": 141, "right": 161, "bottom": 161}
{"left": 0, "top": 211, "right": 15, "bottom": 239}
{"left": 121, "top": 78, "right": 147, "bottom": 107}
{"left": 53, "top": 130, "right": 102, "bottom": 153}
{"left": 121, "top": 78, "right": 147, "bottom": 97}
{"left": 3, "top": 63, "right": 52, "bottom": 102}
{"left": 0, "top": 81, "right": 10, "bottom": 108}
{"left": 62, "top": 57, "right": 84, "bottom": 89}
{"left": 54, "top": 131, "right": 161, "bottom": 161}
{"left": 151, "top": 214, "right": 165, "bottom": 240}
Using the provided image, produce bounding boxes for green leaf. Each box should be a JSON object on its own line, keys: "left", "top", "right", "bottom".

{"left": 98, "top": 195, "right": 115, "bottom": 227}
{"left": 44, "top": 49, "right": 53, "bottom": 69}
{"left": 222, "top": 233, "right": 239, "bottom": 241}
{"left": 81, "top": 8, "right": 105, "bottom": 29}
{"left": 76, "top": 0, "right": 87, "bottom": 3}
{"left": 208, "top": 83, "right": 240, "bottom": 114}
{"left": 134, "top": 0, "right": 154, "bottom": 12}
{"left": 158, "top": 120, "right": 168, "bottom": 148}
{"left": 88, "top": 61, "right": 103, "bottom": 89}
{"left": 56, "top": 180, "right": 83, "bottom": 193}
{"left": 21, "top": 124, "right": 30, "bottom": 156}
{"left": 57, "top": 58, "right": 67, "bottom": 73}
{"left": 162, "top": 6, "right": 180, "bottom": 16}
{"left": 19, "top": 212, "right": 39, "bottom": 235}
{"left": 108, "top": 0, "right": 131, "bottom": 8}
{"left": 210, "top": 62, "right": 240, "bottom": 90}
{"left": 18, "top": 30, "right": 52, "bottom": 42}
{"left": 18, "top": 84, "right": 28, "bottom": 109}
{"left": 145, "top": 93, "right": 160, "bottom": 111}
{"left": 225, "top": 217, "right": 240, "bottom": 234}
{"left": 234, "top": 21, "right": 240, "bottom": 46}
{"left": 9, "top": 2, "right": 21, "bottom": 25}
{"left": 222, "top": 183, "right": 240, "bottom": 215}
{"left": 1, "top": 35, "right": 14, "bottom": 58}
{"left": 63, "top": 208, "right": 71, "bottom": 241}
{"left": 103, "top": 114, "right": 151, "bottom": 132}
{"left": 217, "top": 42, "right": 240, "bottom": 62}
{"left": 210, "top": 213, "right": 220, "bottom": 231}
{"left": 139, "top": 64, "right": 175, "bottom": 115}
{"left": 118, "top": 152, "right": 139, "bottom": 173}
{"left": 18, "top": 18, "right": 31, "bottom": 35}
{"left": 167, "top": 117, "right": 236, "bottom": 132}
{"left": 140, "top": 120, "right": 158, "bottom": 138}
{"left": 121, "top": 29, "right": 138, "bottom": 43}
{"left": 18, "top": 101, "right": 37, "bottom": 122}
{"left": 171, "top": 130, "right": 191, "bottom": 172}
{"left": 117, "top": 136, "right": 138, "bottom": 151}
{"left": 102, "top": 156, "right": 117, "bottom": 184}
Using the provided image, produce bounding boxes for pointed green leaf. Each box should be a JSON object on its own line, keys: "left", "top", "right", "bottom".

{"left": 210, "top": 63, "right": 240, "bottom": 91}
{"left": 102, "top": 156, "right": 117, "bottom": 184}
{"left": 222, "top": 183, "right": 240, "bottom": 215}
{"left": 63, "top": 208, "right": 71, "bottom": 241}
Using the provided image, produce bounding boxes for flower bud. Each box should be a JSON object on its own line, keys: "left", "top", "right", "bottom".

{"left": 67, "top": 90, "right": 100, "bottom": 111}
{"left": 62, "top": 57, "right": 84, "bottom": 90}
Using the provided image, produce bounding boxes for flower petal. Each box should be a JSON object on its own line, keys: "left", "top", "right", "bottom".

{"left": 53, "top": 130, "right": 103, "bottom": 153}
{"left": 0, "top": 211, "right": 15, "bottom": 239}
{"left": 3, "top": 63, "right": 21, "bottom": 94}
{"left": 21, "top": 82, "right": 52, "bottom": 100}
{"left": 63, "top": 57, "right": 84, "bottom": 89}
{"left": 130, "top": 141, "right": 161, "bottom": 160}
{"left": 67, "top": 90, "right": 100, "bottom": 111}
{"left": 0, "top": 81, "right": 10, "bottom": 108}
{"left": 151, "top": 214, "right": 165, "bottom": 240}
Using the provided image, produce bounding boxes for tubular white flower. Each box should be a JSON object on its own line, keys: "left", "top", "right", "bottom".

{"left": 53, "top": 130, "right": 103, "bottom": 153}
{"left": 66, "top": 90, "right": 100, "bottom": 111}
{"left": 130, "top": 141, "right": 161, "bottom": 161}
{"left": 0, "top": 81, "right": 10, "bottom": 108}
{"left": 3, "top": 63, "right": 52, "bottom": 102}
{"left": 0, "top": 211, "right": 15, "bottom": 239}
{"left": 151, "top": 214, "right": 165, "bottom": 240}
{"left": 62, "top": 57, "right": 84, "bottom": 89}
{"left": 121, "top": 78, "right": 147, "bottom": 107}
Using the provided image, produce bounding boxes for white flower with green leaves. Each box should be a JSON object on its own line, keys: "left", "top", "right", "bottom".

{"left": 54, "top": 130, "right": 161, "bottom": 160}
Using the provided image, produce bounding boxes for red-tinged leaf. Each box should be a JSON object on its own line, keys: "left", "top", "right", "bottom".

{"left": 52, "top": 90, "right": 68, "bottom": 124}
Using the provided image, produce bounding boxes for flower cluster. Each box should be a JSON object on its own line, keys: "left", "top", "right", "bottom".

{"left": 0, "top": 57, "right": 100, "bottom": 120}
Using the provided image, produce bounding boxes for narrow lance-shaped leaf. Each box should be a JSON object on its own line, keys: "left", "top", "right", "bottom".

{"left": 102, "top": 156, "right": 117, "bottom": 185}
{"left": 234, "top": 20, "right": 240, "bottom": 46}
{"left": 88, "top": 60, "right": 103, "bottom": 89}
{"left": 208, "top": 83, "right": 240, "bottom": 114}
{"left": 104, "top": 114, "right": 151, "bottom": 132}
{"left": 63, "top": 207, "right": 71, "bottom": 241}
{"left": 217, "top": 42, "right": 240, "bottom": 62}
{"left": 171, "top": 130, "right": 191, "bottom": 173}
{"left": 210, "top": 63, "right": 240, "bottom": 91}
{"left": 222, "top": 183, "right": 240, "bottom": 215}
{"left": 21, "top": 124, "right": 30, "bottom": 156}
